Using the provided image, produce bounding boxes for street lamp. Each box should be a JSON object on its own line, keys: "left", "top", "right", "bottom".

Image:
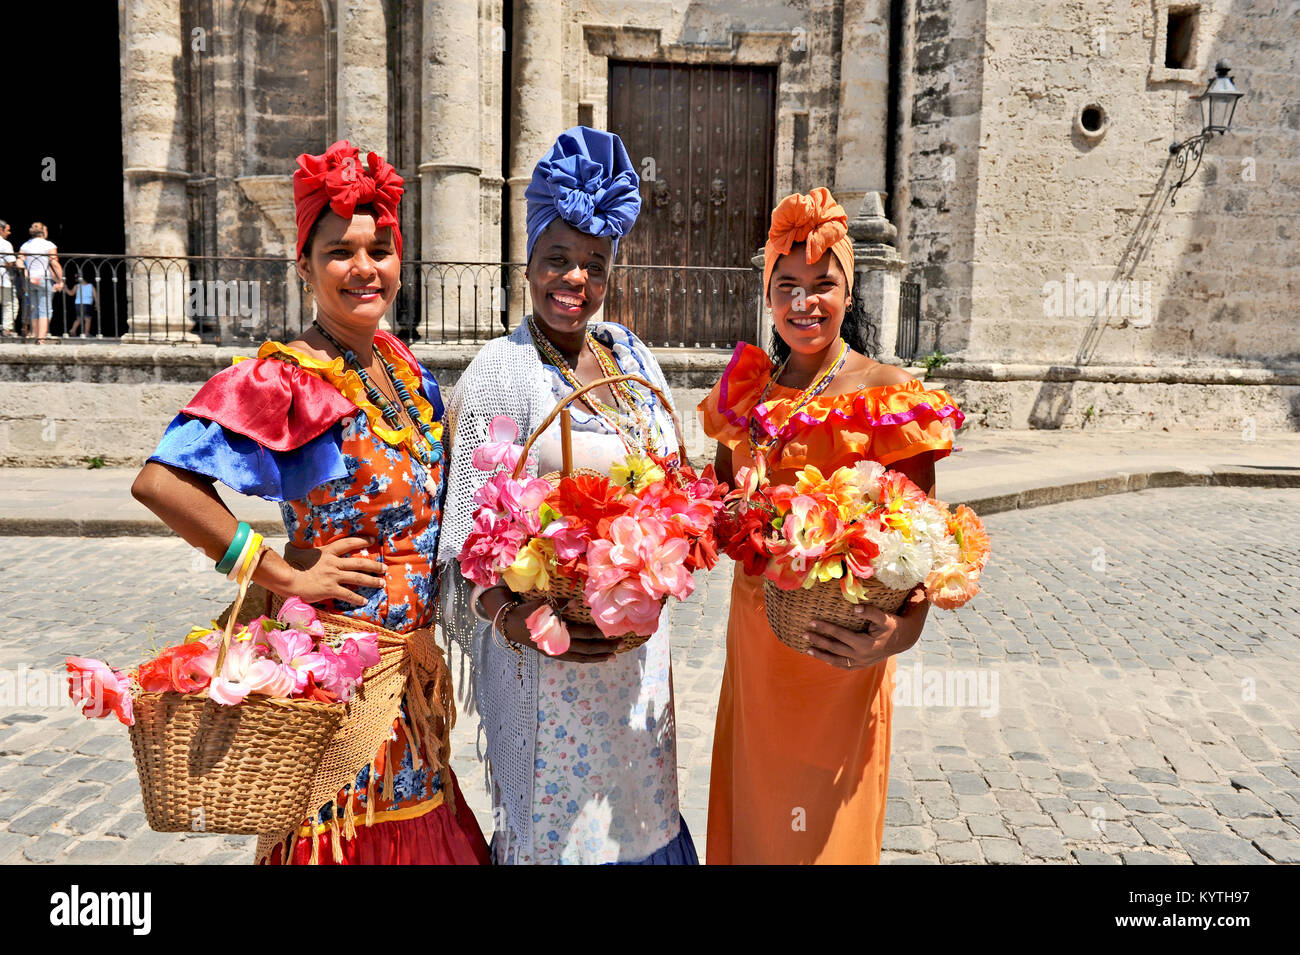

{"left": 1168, "top": 60, "right": 1245, "bottom": 205}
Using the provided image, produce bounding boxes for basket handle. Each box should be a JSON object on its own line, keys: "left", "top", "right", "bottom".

{"left": 510, "top": 373, "right": 688, "bottom": 479}
{"left": 211, "top": 545, "right": 268, "bottom": 683}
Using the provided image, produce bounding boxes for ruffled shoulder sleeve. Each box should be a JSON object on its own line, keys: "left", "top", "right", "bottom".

{"left": 180, "top": 354, "right": 357, "bottom": 451}
{"left": 697, "top": 342, "right": 773, "bottom": 450}
{"left": 148, "top": 355, "right": 356, "bottom": 501}
{"left": 853, "top": 378, "right": 964, "bottom": 467}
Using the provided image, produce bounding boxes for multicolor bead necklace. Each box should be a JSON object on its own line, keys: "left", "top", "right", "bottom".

{"left": 527, "top": 315, "right": 657, "bottom": 455}
{"left": 748, "top": 338, "right": 849, "bottom": 458}
{"left": 312, "top": 321, "right": 442, "bottom": 481}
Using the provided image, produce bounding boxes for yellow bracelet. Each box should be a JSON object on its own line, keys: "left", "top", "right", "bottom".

{"left": 229, "top": 531, "right": 263, "bottom": 583}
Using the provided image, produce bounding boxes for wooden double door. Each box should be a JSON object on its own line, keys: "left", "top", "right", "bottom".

{"left": 605, "top": 61, "right": 775, "bottom": 347}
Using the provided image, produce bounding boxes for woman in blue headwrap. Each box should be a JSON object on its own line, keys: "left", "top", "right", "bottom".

{"left": 439, "top": 127, "right": 698, "bottom": 864}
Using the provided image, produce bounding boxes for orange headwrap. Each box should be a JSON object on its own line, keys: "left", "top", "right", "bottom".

{"left": 762, "top": 187, "right": 854, "bottom": 300}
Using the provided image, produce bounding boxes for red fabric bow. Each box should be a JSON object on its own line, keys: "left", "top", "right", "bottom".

{"left": 293, "top": 140, "right": 405, "bottom": 260}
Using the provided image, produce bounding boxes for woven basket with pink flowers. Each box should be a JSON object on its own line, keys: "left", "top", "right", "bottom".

{"left": 458, "top": 374, "right": 726, "bottom": 656}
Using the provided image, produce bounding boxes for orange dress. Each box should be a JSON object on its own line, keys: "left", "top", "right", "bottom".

{"left": 698, "top": 343, "right": 964, "bottom": 864}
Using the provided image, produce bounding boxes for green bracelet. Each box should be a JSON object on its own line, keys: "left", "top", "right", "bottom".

{"left": 215, "top": 522, "right": 251, "bottom": 575}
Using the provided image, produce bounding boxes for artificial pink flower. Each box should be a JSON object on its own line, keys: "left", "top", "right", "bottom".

{"left": 207, "top": 642, "right": 258, "bottom": 705}
{"left": 472, "top": 415, "right": 535, "bottom": 474}
{"left": 638, "top": 533, "right": 694, "bottom": 601}
{"left": 267, "top": 628, "right": 318, "bottom": 693}
{"left": 277, "top": 597, "right": 325, "bottom": 637}
{"left": 66, "top": 657, "right": 134, "bottom": 726}
{"left": 539, "top": 515, "right": 591, "bottom": 562}
{"left": 524, "top": 605, "right": 571, "bottom": 656}
{"left": 459, "top": 511, "right": 527, "bottom": 587}
{"left": 208, "top": 641, "right": 297, "bottom": 705}
{"left": 586, "top": 577, "right": 662, "bottom": 638}
{"left": 472, "top": 472, "right": 551, "bottom": 532}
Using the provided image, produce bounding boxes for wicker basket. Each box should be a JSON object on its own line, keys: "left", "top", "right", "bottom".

{"left": 129, "top": 549, "right": 346, "bottom": 835}
{"left": 510, "top": 373, "right": 681, "bottom": 656}
{"left": 763, "top": 576, "right": 912, "bottom": 653}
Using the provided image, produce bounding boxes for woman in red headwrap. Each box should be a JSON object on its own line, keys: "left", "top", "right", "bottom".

{"left": 130, "top": 141, "right": 490, "bottom": 865}
{"left": 698, "top": 188, "right": 965, "bottom": 864}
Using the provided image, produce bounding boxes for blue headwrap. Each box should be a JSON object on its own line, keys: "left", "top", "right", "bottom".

{"left": 524, "top": 126, "right": 642, "bottom": 264}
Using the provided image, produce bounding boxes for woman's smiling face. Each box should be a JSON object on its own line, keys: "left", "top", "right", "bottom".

{"left": 297, "top": 207, "right": 400, "bottom": 330}
{"left": 768, "top": 241, "right": 849, "bottom": 358}
{"left": 527, "top": 219, "right": 612, "bottom": 340}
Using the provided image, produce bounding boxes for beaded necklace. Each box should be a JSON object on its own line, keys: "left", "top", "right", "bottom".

{"left": 526, "top": 315, "right": 658, "bottom": 456}
{"left": 311, "top": 321, "right": 443, "bottom": 492}
{"left": 748, "top": 338, "right": 849, "bottom": 458}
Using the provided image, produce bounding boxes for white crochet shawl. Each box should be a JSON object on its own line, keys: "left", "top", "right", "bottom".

{"left": 437, "top": 318, "right": 678, "bottom": 857}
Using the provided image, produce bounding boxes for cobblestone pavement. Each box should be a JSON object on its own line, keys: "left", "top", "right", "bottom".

{"left": 1, "top": 486, "right": 1297, "bottom": 864}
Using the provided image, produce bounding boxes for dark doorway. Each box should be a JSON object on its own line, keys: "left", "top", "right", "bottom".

{"left": 606, "top": 61, "right": 775, "bottom": 346}
{"left": 0, "top": 3, "right": 125, "bottom": 336}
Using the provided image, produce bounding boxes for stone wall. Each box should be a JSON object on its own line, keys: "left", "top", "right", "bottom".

{"left": 5, "top": 342, "right": 1297, "bottom": 467}
{"left": 903, "top": 0, "right": 988, "bottom": 358}
{"left": 948, "top": 0, "right": 1299, "bottom": 368}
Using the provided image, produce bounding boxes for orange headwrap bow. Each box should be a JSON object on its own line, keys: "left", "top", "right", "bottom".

{"left": 762, "top": 187, "right": 854, "bottom": 300}
{"left": 293, "top": 140, "right": 405, "bottom": 261}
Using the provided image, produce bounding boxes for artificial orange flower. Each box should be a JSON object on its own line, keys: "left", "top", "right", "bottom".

{"left": 948, "top": 504, "right": 991, "bottom": 571}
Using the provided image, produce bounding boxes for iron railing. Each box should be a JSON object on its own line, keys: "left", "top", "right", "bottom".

{"left": 897, "top": 281, "right": 921, "bottom": 362}
{"left": 0, "top": 253, "right": 763, "bottom": 348}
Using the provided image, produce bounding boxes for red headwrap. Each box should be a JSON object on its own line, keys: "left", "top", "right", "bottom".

{"left": 293, "top": 140, "right": 405, "bottom": 261}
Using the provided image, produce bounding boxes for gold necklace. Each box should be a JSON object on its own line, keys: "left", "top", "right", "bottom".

{"left": 748, "top": 339, "right": 849, "bottom": 457}
{"left": 527, "top": 316, "right": 655, "bottom": 455}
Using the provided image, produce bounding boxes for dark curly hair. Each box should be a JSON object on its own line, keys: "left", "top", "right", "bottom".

{"left": 768, "top": 287, "right": 880, "bottom": 365}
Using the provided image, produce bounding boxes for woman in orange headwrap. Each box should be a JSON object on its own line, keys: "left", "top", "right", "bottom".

{"left": 132, "top": 141, "right": 489, "bottom": 865}
{"left": 698, "top": 187, "right": 965, "bottom": 863}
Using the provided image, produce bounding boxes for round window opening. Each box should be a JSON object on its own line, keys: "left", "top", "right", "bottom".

{"left": 1076, "top": 103, "right": 1109, "bottom": 142}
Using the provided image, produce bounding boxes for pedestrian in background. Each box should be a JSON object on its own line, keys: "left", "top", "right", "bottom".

{"left": 0, "top": 220, "right": 18, "bottom": 336}
{"left": 65, "top": 270, "right": 98, "bottom": 337}
{"left": 19, "top": 222, "right": 63, "bottom": 342}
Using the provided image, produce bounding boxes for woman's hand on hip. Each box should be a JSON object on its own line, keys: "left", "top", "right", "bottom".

{"left": 803, "top": 586, "right": 928, "bottom": 671}
{"left": 282, "top": 536, "right": 387, "bottom": 607}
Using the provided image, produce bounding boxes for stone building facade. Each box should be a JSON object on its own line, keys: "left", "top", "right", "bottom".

{"left": 1, "top": 0, "right": 1293, "bottom": 466}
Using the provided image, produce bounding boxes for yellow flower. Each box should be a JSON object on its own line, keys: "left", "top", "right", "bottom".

{"left": 501, "top": 539, "right": 556, "bottom": 593}
{"left": 184, "top": 625, "right": 216, "bottom": 644}
{"left": 610, "top": 454, "right": 665, "bottom": 493}
{"left": 808, "top": 557, "right": 846, "bottom": 585}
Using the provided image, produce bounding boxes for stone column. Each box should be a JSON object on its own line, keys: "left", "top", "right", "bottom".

{"left": 336, "top": 0, "right": 389, "bottom": 152}
{"left": 421, "top": 0, "right": 482, "bottom": 340}
{"left": 235, "top": 175, "right": 301, "bottom": 337}
{"left": 834, "top": 0, "right": 892, "bottom": 220}
{"left": 850, "top": 192, "right": 905, "bottom": 362}
{"left": 120, "top": 0, "right": 196, "bottom": 342}
{"left": 751, "top": 248, "right": 769, "bottom": 352}
{"left": 506, "top": 0, "right": 563, "bottom": 322}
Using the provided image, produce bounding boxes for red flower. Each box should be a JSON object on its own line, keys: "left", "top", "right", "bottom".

{"left": 66, "top": 657, "right": 133, "bottom": 726}
{"left": 549, "top": 473, "right": 629, "bottom": 536}
{"left": 299, "top": 672, "right": 339, "bottom": 703}
{"left": 842, "top": 523, "right": 882, "bottom": 579}
{"left": 717, "top": 503, "right": 772, "bottom": 577}
{"left": 137, "top": 643, "right": 214, "bottom": 695}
